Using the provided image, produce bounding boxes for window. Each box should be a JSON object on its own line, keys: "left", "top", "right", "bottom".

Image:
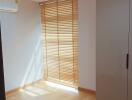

{"left": 40, "top": 0, "right": 79, "bottom": 87}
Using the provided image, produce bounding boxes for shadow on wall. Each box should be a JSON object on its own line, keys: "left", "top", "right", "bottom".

{"left": 20, "top": 38, "right": 44, "bottom": 87}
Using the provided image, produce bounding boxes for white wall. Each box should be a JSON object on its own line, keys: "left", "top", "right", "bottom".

{"left": 78, "top": 0, "right": 96, "bottom": 90}
{"left": 0, "top": 0, "right": 43, "bottom": 92}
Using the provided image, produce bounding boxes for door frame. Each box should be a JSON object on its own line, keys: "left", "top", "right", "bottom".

{"left": 0, "top": 24, "right": 6, "bottom": 100}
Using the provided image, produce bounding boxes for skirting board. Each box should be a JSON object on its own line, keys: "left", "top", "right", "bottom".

{"left": 78, "top": 87, "right": 96, "bottom": 95}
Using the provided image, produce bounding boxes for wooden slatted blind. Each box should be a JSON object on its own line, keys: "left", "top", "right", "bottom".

{"left": 40, "top": 0, "right": 79, "bottom": 87}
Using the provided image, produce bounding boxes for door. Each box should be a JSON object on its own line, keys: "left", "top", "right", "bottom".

{"left": 97, "top": 0, "right": 129, "bottom": 100}
{"left": 128, "top": 0, "right": 132, "bottom": 100}
{"left": 0, "top": 26, "right": 6, "bottom": 100}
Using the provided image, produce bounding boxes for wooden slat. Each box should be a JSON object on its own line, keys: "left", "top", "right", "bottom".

{"left": 40, "top": 0, "right": 79, "bottom": 87}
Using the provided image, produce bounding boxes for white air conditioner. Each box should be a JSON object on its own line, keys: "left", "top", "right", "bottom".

{"left": 0, "top": 0, "right": 18, "bottom": 12}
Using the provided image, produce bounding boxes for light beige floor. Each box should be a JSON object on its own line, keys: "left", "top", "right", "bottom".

{"left": 6, "top": 81, "right": 96, "bottom": 100}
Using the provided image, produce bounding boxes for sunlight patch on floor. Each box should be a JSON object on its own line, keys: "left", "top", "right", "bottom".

{"left": 19, "top": 86, "right": 50, "bottom": 97}
{"left": 45, "top": 81, "right": 78, "bottom": 93}
{"left": 19, "top": 89, "right": 38, "bottom": 97}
